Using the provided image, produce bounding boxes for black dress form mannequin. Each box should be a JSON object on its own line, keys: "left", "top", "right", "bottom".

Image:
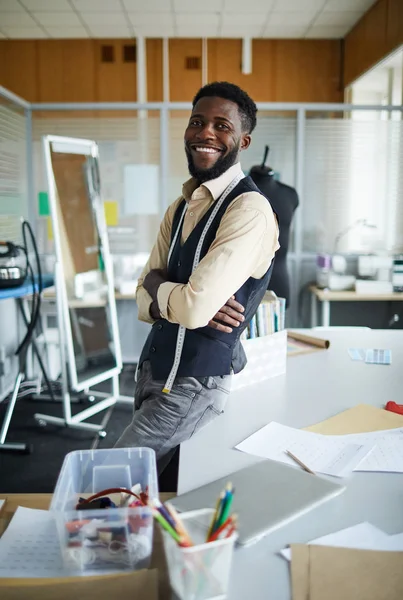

{"left": 249, "top": 146, "right": 299, "bottom": 307}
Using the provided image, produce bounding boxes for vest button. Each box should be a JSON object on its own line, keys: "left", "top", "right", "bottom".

{"left": 177, "top": 260, "right": 181, "bottom": 267}
{"left": 150, "top": 346, "right": 156, "bottom": 353}
{"left": 157, "top": 324, "right": 163, "bottom": 330}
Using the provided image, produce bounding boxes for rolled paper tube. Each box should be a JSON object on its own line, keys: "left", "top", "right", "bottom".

{"left": 287, "top": 331, "right": 330, "bottom": 349}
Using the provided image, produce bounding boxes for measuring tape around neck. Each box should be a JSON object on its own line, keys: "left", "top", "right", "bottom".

{"left": 162, "top": 172, "right": 245, "bottom": 393}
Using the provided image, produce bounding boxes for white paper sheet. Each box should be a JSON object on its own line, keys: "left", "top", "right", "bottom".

{"left": 0, "top": 506, "right": 65, "bottom": 577}
{"left": 235, "top": 422, "right": 374, "bottom": 477}
{"left": 377, "top": 532, "right": 403, "bottom": 551}
{"left": 235, "top": 422, "right": 403, "bottom": 475}
{"left": 123, "top": 164, "right": 159, "bottom": 215}
{"left": 280, "top": 522, "right": 398, "bottom": 561}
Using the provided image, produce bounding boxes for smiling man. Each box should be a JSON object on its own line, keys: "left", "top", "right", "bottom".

{"left": 115, "top": 82, "right": 279, "bottom": 474}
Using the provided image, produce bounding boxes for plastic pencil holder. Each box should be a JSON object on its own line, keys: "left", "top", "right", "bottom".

{"left": 161, "top": 508, "right": 237, "bottom": 600}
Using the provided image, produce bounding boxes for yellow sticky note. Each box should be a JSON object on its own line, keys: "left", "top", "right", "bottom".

{"left": 47, "top": 216, "right": 53, "bottom": 240}
{"left": 104, "top": 201, "right": 118, "bottom": 226}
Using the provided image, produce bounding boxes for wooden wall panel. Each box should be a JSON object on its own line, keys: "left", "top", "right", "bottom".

{"left": 208, "top": 39, "right": 342, "bottom": 103}
{"left": 37, "top": 41, "right": 64, "bottom": 102}
{"left": 1, "top": 37, "right": 343, "bottom": 106}
{"left": 169, "top": 39, "right": 202, "bottom": 102}
{"left": 386, "top": 0, "right": 403, "bottom": 53}
{"left": 94, "top": 40, "right": 137, "bottom": 117}
{"left": 146, "top": 39, "right": 163, "bottom": 102}
{"left": 63, "top": 40, "right": 95, "bottom": 102}
{"left": 0, "top": 41, "right": 37, "bottom": 101}
{"left": 344, "top": 0, "right": 403, "bottom": 86}
{"left": 94, "top": 40, "right": 137, "bottom": 102}
{"left": 207, "top": 39, "right": 272, "bottom": 100}
{"left": 274, "top": 40, "right": 342, "bottom": 102}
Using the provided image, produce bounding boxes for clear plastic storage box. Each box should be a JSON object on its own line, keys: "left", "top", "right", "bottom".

{"left": 50, "top": 447, "right": 158, "bottom": 574}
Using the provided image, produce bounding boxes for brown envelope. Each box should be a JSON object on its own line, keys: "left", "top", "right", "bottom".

{"left": 304, "top": 404, "right": 403, "bottom": 435}
{"left": 290, "top": 544, "right": 310, "bottom": 600}
{"left": 291, "top": 544, "right": 403, "bottom": 600}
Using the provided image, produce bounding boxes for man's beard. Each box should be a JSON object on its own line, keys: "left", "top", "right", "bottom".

{"left": 185, "top": 144, "right": 240, "bottom": 183}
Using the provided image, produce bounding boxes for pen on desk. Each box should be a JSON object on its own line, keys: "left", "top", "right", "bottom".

{"left": 286, "top": 450, "right": 316, "bottom": 475}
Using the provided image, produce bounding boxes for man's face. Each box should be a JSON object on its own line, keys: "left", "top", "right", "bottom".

{"left": 184, "top": 96, "right": 251, "bottom": 183}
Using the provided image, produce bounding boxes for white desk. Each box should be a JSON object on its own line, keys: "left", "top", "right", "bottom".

{"left": 178, "top": 329, "right": 403, "bottom": 600}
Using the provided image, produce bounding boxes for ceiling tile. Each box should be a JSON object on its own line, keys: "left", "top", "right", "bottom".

{"left": 314, "top": 10, "right": 362, "bottom": 27}
{"left": 33, "top": 12, "right": 81, "bottom": 26}
{"left": 223, "top": 0, "right": 274, "bottom": 13}
{"left": 87, "top": 24, "right": 132, "bottom": 37}
{"left": 268, "top": 11, "right": 315, "bottom": 26}
{"left": 0, "top": 12, "right": 37, "bottom": 26}
{"left": 323, "top": 0, "right": 376, "bottom": 11}
{"left": 305, "top": 25, "right": 347, "bottom": 38}
{"left": 173, "top": 0, "right": 223, "bottom": 11}
{"left": 20, "top": 0, "right": 71, "bottom": 10}
{"left": 134, "top": 24, "right": 175, "bottom": 37}
{"left": 263, "top": 25, "right": 306, "bottom": 38}
{"left": 176, "top": 24, "right": 219, "bottom": 37}
{"left": 72, "top": 0, "right": 122, "bottom": 11}
{"left": 175, "top": 13, "right": 221, "bottom": 26}
{"left": 273, "top": 0, "right": 324, "bottom": 11}
{"left": 222, "top": 13, "right": 268, "bottom": 26}
{"left": 220, "top": 25, "right": 263, "bottom": 37}
{"left": 123, "top": 0, "right": 172, "bottom": 12}
{"left": 0, "top": 0, "right": 25, "bottom": 11}
{"left": 2, "top": 26, "right": 48, "bottom": 38}
{"left": 80, "top": 12, "right": 127, "bottom": 25}
{"left": 46, "top": 26, "right": 89, "bottom": 37}
{"left": 128, "top": 13, "right": 174, "bottom": 27}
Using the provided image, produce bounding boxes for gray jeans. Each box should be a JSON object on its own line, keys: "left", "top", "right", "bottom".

{"left": 114, "top": 360, "right": 232, "bottom": 474}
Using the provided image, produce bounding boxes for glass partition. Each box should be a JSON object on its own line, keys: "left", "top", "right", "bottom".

{"left": 0, "top": 96, "right": 28, "bottom": 244}
{"left": 303, "top": 113, "right": 403, "bottom": 254}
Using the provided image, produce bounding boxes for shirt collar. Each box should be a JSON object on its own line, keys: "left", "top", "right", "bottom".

{"left": 182, "top": 162, "right": 244, "bottom": 203}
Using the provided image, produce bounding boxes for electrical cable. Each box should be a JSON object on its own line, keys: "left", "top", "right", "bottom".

{"left": 11, "top": 220, "right": 58, "bottom": 403}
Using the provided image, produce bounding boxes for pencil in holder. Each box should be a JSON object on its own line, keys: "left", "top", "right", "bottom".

{"left": 161, "top": 508, "right": 237, "bottom": 600}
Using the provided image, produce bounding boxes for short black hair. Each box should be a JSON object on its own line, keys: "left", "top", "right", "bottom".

{"left": 192, "top": 81, "right": 257, "bottom": 134}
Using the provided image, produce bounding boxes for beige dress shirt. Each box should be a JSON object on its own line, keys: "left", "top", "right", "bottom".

{"left": 136, "top": 162, "right": 280, "bottom": 330}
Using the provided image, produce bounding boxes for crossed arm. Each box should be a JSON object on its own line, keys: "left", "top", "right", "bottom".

{"left": 143, "top": 269, "right": 245, "bottom": 333}
{"left": 136, "top": 192, "right": 278, "bottom": 333}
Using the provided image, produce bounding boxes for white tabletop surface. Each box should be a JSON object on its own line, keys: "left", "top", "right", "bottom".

{"left": 178, "top": 329, "right": 403, "bottom": 600}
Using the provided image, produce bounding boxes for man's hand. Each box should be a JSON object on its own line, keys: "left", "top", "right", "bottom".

{"left": 143, "top": 269, "right": 167, "bottom": 302}
{"left": 208, "top": 296, "right": 245, "bottom": 334}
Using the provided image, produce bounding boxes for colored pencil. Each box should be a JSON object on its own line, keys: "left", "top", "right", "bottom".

{"left": 152, "top": 498, "right": 177, "bottom": 530}
{"left": 217, "top": 483, "right": 234, "bottom": 529}
{"left": 209, "top": 516, "right": 235, "bottom": 542}
{"left": 153, "top": 510, "right": 191, "bottom": 547}
{"left": 206, "top": 491, "right": 225, "bottom": 541}
{"left": 165, "top": 502, "right": 193, "bottom": 546}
